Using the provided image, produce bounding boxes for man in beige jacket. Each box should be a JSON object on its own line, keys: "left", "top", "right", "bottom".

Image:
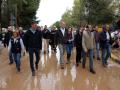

{"left": 82, "top": 25, "right": 96, "bottom": 74}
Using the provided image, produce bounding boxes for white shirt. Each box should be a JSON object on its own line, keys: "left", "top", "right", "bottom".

{"left": 60, "top": 28, "right": 65, "bottom": 36}
{"left": 8, "top": 38, "right": 25, "bottom": 56}
{"left": 106, "top": 32, "right": 110, "bottom": 40}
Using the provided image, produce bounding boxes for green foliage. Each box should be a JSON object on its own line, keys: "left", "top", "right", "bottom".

{"left": 62, "top": 9, "right": 76, "bottom": 27}
{"left": 111, "top": 0, "right": 120, "bottom": 17}
{"left": 84, "top": 0, "right": 114, "bottom": 25}
{"left": 61, "top": 0, "right": 117, "bottom": 26}
{"left": 1, "top": 0, "right": 41, "bottom": 28}
{"left": 52, "top": 21, "right": 60, "bottom": 29}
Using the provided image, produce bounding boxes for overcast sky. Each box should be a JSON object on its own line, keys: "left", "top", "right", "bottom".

{"left": 36, "top": 0, "right": 74, "bottom": 26}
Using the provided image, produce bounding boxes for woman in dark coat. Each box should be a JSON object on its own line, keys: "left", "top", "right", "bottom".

{"left": 74, "top": 28, "right": 83, "bottom": 67}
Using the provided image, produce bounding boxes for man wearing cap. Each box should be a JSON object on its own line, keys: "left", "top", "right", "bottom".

{"left": 24, "top": 21, "right": 42, "bottom": 76}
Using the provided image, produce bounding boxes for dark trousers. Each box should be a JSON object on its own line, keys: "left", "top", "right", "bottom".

{"left": 28, "top": 48, "right": 40, "bottom": 72}
{"left": 76, "top": 47, "right": 82, "bottom": 64}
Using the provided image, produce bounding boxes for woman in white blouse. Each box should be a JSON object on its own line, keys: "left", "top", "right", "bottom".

{"left": 8, "top": 29, "right": 25, "bottom": 72}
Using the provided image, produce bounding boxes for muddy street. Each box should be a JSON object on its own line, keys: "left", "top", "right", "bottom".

{"left": 0, "top": 46, "right": 120, "bottom": 90}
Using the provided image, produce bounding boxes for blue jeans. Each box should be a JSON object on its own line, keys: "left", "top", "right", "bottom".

{"left": 28, "top": 48, "right": 40, "bottom": 72}
{"left": 96, "top": 42, "right": 100, "bottom": 58}
{"left": 66, "top": 44, "right": 73, "bottom": 54}
{"left": 102, "top": 45, "right": 111, "bottom": 65}
{"left": 82, "top": 49, "right": 94, "bottom": 70}
{"left": 13, "top": 53, "right": 21, "bottom": 70}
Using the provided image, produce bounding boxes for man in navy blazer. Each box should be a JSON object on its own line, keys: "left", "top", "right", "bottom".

{"left": 24, "top": 21, "right": 42, "bottom": 76}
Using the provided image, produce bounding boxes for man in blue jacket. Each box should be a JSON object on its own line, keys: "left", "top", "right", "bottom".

{"left": 100, "top": 25, "right": 112, "bottom": 67}
{"left": 24, "top": 21, "right": 42, "bottom": 76}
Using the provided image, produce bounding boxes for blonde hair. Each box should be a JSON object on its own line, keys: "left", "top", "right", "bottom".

{"left": 12, "top": 29, "right": 20, "bottom": 37}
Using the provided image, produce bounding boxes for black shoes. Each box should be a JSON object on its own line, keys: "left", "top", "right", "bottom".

{"left": 17, "top": 68, "right": 20, "bottom": 72}
{"left": 82, "top": 65, "right": 85, "bottom": 69}
{"left": 76, "top": 61, "right": 81, "bottom": 67}
{"left": 35, "top": 64, "right": 38, "bottom": 70}
{"left": 32, "top": 64, "right": 38, "bottom": 76}
{"left": 9, "top": 62, "right": 13, "bottom": 65}
{"left": 66, "top": 62, "right": 69, "bottom": 64}
{"left": 103, "top": 63, "right": 107, "bottom": 67}
{"left": 90, "top": 69, "right": 96, "bottom": 74}
{"left": 32, "top": 71, "right": 35, "bottom": 76}
{"left": 66, "top": 61, "right": 70, "bottom": 64}
{"left": 61, "top": 65, "right": 64, "bottom": 69}
{"left": 76, "top": 63, "right": 79, "bottom": 67}
{"left": 61, "top": 67, "right": 64, "bottom": 69}
{"left": 97, "top": 57, "right": 101, "bottom": 60}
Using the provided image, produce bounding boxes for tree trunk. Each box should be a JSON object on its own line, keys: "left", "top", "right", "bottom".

{"left": 0, "top": 0, "right": 2, "bottom": 31}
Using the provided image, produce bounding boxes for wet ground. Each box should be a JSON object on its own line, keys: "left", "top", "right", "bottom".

{"left": 0, "top": 46, "right": 120, "bottom": 90}
{"left": 112, "top": 48, "right": 120, "bottom": 62}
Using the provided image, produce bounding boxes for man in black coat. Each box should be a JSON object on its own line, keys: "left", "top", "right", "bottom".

{"left": 56, "top": 21, "right": 68, "bottom": 69}
{"left": 24, "top": 21, "right": 42, "bottom": 76}
{"left": 4, "top": 26, "right": 13, "bottom": 64}
{"left": 100, "top": 25, "right": 112, "bottom": 67}
{"left": 4, "top": 27, "right": 13, "bottom": 47}
{"left": 42, "top": 25, "right": 50, "bottom": 53}
{"left": 49, "top": 26, "right": 57, "bottom": 53}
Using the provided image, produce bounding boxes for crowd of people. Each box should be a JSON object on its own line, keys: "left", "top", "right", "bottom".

{"left": 0, "top": 20, "right": 120, "bottom": 76}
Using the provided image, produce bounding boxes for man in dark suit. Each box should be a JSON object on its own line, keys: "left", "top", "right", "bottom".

{"left": 49, "top": 26, "right": 57, "bottom": 53}
{"left": 42, "top": 25, "right": 50, "bottom": 53}
{"left": 56, "top": 21, "right": 68, "bottom": 69}
{"left": 24, "top": 21, "right": 42, "bottom": 76}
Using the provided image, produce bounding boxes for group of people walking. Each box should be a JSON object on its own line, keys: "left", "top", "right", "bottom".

{"left": 56, "top": 21, "right": 117, "bottom": 74}
{"left": 0, "top": 20, "right": 120, "bottom": 76}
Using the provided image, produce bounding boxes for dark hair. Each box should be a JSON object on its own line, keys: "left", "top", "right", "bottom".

{"left": 76, "top": 29, "right": 79, "bottom": 34}
{"left": 86, "top": 25, "right": 89, "bottom": 28}
{"left": 93, "top": 25, "right": 96, "bottom": 28}
{"left": 31, "top": 21, "right": 37, "bottom": 25}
